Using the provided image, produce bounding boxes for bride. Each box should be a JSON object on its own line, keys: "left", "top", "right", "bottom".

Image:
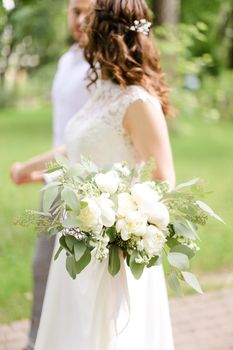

{"left": 13, "top": 0, "right": 176, "bottom": 349}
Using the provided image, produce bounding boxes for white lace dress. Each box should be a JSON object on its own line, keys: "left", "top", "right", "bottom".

{"left": 34, "top": 80, "right": 174, "bottom": 350}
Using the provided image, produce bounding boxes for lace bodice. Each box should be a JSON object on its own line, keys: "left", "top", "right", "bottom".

{"left": 65, "top": 79, "right": 162, "bottom": 167}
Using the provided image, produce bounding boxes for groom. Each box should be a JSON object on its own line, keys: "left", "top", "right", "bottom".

{"left": 11, "top": 0, "right": 91, "bottom": 349}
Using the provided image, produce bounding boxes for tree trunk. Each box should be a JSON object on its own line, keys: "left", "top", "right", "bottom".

{"left": 152, "top": 0, "right": 180, "bottom": 25}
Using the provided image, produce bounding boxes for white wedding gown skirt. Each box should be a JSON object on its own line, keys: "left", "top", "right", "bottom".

{"left": 35, "top": 80, "right": 174, "bottom": 349}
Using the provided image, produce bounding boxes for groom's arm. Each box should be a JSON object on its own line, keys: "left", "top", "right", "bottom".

{"left": 10, "top": 145, "right": 67, "bottom": 185}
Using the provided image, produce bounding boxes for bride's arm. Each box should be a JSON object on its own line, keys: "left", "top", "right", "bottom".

{"left": 11, "top": 145, "right": 67, "bottom": 185}
{"left": 123, "top": 100, "right": 176, "bottom": 190}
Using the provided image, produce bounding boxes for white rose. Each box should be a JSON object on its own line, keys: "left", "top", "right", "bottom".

{"left": 143, "top": 225, "right": 166, "bottom": 256}
{"left": 95, "top": 196, "right": 116, "bottom": 227}
{"left": 116, "top": 211, "right": 147, "bottom": 240}
{"left": 94, "top": 171, "right": 120, "bottom": 194}
{"left": 117, "top": 192, "right": 137, "bottom": 217}
{"left": 145, "top": 202, "right": 170, "bottom": 229}
{"left": 79, "top": 198, "right": 102, "bottom": 232}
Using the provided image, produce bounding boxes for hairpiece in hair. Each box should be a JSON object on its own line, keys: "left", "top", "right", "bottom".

{"left": 130, "top": 19, "right": 152, "bottom": 36}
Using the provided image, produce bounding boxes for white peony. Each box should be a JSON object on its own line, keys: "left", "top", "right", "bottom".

{"left": 116, "top": 211, "right": 147, "bottom": 241}
{"left": 146, "top": 202, "right": 170, "bottom": 229}
{"left": 95, "top": 195, "right": 116, "bottom": 227}
{"left": 131, "top": 183, "right": 169, "bottom": 229}
{"left": 78, "top": 198, "right": 102, "bottom": 233}
{"left": 131, "top": 183, "right": 160, "bottom": 211}
{"left": 143, "top": 225, "right": 166, "bottom": 256}
{"left": 117, "top": 192, "right": 137, "bottom": 217}
{"left": 94, "top": 171, "right": 120, "bottom": 194}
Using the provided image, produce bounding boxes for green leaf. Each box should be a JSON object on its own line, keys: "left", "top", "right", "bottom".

{"left": 40, "top": 181, "right": 61, "bottom": 192}
{"left": 61, "top": 216, "right": 80, "bottom": 228}
{"left": 105, "top": 227, "right": 117, "bottom": 243}
{"left": 175, "top": 178, "right": 200, "bottom": 191}
{"left": 54, "top": 246, "right": 63, "bottom": 260}
{"left": 55, "top": 154, "right": 72, "bottom": 169}
{"left": 181, "top": 271, "right": 203, "bottom": 294}
{"left": 61, "top": 187, "right": 80, "bottom": 213}
{"left": 173, "top": 221, "right": 197, "bottom": 240}
{"left": 171, "top": 244, "right": 195, "bottom": 259}
{"left": 43, "top": 186, "right": 59, "bottom": 213}
{"left": 196, "top": 200, "right": 225, "bottom": 224}
{"left": 167, "top": 271, "right": 183, "bottom": 296}
{"left": 66, "top": 256, "right": 77, "bottom": 279}
{"left": 147, "top": 256, "right": 159, "bottom": 268}
{"left": 129, "top": 251, "right": 145, "bottom": 279}
{"left": 108, "top": 245, "right": 121, "bottom": 276}
{"left": 74, "top": 240, "right": 87, "bottom": 261}
{"left": 168, "top": 252, "right": 190, "bottom": 270}
{"left": 65, "top": 236, "right": 77, "bottom": 252}
{"left": 166, "top": 238, "right": 179, "bottom": 249}
{"left": 45, "top": 165, "right": 63, "bottom": 174}
{"left": 75, "top": 248, "right": 91, "bottom": 274}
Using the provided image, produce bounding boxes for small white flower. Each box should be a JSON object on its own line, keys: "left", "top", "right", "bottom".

{"left": 94, "top": 170, "right": 120, "bottom": 194}
{"left": 113, "top": 163, "right": 130, "bottom": 176}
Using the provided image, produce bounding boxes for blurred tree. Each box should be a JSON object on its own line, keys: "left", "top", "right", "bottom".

{"left": 0, "top": 0, "right": 67, "bottom": 93}
{"left": 149, "top": 0, "right": 180, "bottom": 25}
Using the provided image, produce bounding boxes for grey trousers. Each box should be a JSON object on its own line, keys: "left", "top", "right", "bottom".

{"left": 25, "top": 234, "right": 56, "bottom": 350}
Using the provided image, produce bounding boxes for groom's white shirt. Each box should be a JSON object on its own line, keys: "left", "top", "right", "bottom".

{"left": 44, "top": 44, "right": 90, "bottom": 183}
{"left": 52, "top": 44, "right": 90, "bottom": 147}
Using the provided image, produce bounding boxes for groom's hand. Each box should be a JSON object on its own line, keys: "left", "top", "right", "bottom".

{"left": 10, "top": 162, "right": 44, "bottom": 185}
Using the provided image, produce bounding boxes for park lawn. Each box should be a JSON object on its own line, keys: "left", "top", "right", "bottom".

{"left": 0, "top": 106, "right": 233, "bottom": 322}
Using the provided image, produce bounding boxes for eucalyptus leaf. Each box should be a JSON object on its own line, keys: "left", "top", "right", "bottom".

{"left": 173, "top": 222, "right": 197, "bottom": 240}
{"left": 147, "top": 256, "right": 159, "bottom": 268}
{"left": 129, "top": 251, "right": 145, "bottom": 279}
{"left": 168, "top": 252, "right": 190, "bottom": 270}
{"left": 171, "top": 244, "right": 195, "bottom": 259}
{"left": 108, "top": 245, "right": 121, "bottom": 276}
{"left": 105, "top": 227, "right": 117, "bottom": 243}
{"left": 43, "top": 186, "right": 59, "bottom": 213}
{"left": 61, "top": 187, "right": 80, "bottom": 213}
{"left": 175, "top": 178, "right": 200, "bottom": 191}
{"left": 167, "top": 271, "right": 183, "bottom": 296}
{"left": 65, "top": 236, "right": 77, "bottom": 252}
{"left": 181, "top": 271, "right": 203, "bottom": 294}
{"left": 74, "top": 240, "right": 87, "bottom": 261}
{"left": 66, "top": 256, "right": 77, "bottom": 279}
{"left": 75, "top": 248, "right": 91, "bottom": 275}
{"left": 54, "top": 246, "right": 63, "bottom": 260}
{"left": 196, "top": 200, "right": 225, "bottom": 224}
{"left": 40, "top": 181, "right": 61, "bottom": 192}
{"left": 62, "top": 217, "right": 80, "bottom": 228}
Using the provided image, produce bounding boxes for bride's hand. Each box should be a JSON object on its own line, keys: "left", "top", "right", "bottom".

{"left": 10, "top": 162, "right": 44, "bottom": 185}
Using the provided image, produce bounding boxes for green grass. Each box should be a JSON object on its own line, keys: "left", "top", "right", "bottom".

{"left": 0, "top": 106, "right": 233, "bottom": 322}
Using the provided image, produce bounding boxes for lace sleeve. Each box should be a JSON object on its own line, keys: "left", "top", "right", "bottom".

{"left": 117, "top": 85, "right": 163, "bottom": 134}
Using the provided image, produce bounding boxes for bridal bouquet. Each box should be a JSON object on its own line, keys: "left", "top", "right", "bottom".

{"left": 21, "top": 155, "right": 223, "bottom": 295}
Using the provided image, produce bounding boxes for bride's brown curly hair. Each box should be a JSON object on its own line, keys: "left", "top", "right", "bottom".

{"left": 84, "top": 0, "right": 172, "bottom": 116}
